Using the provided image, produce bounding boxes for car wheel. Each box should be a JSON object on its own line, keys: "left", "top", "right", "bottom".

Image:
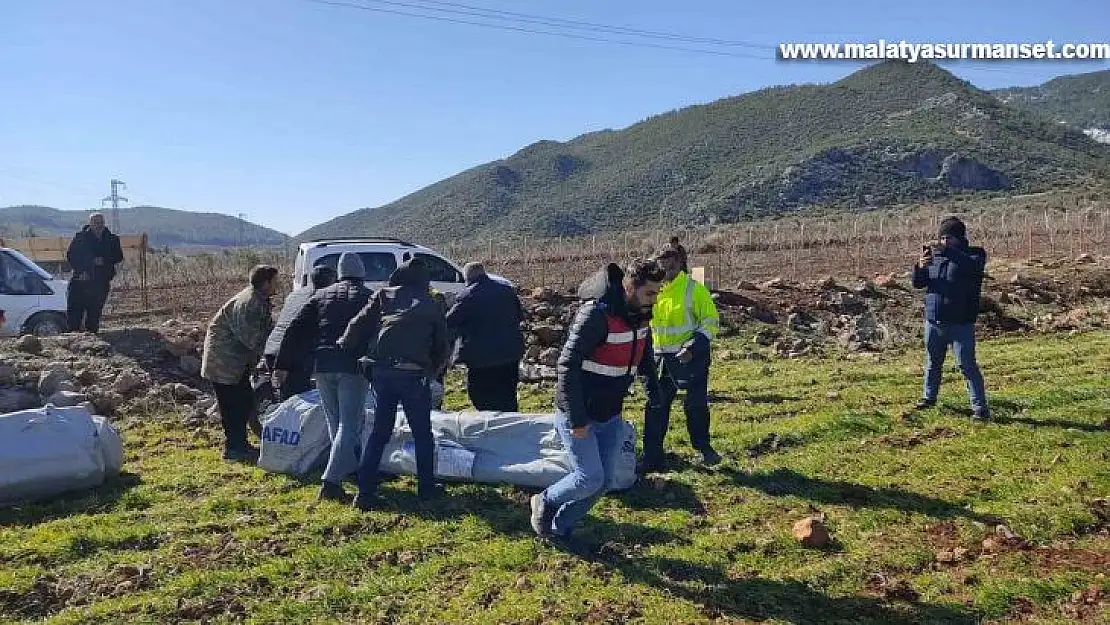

{"left": 27, "top": 313, "right": 67, "bottom": 337}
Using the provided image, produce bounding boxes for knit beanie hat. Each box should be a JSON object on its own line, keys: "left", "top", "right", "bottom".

{"left": 337, "top": 252, "right": 366, "bottom": 280}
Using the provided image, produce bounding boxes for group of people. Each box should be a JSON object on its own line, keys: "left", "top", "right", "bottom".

{"left": 197, "top": 218, "right": 990, "bottom": 543}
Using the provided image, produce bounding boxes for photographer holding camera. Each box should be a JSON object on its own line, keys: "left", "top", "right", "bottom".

{"left": 912, "top": 216, "right": 990, "bottom": 420}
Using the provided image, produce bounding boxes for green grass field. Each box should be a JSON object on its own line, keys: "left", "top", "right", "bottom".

{"left": 2, "top": 331, "right": 1107, "bottom": 624}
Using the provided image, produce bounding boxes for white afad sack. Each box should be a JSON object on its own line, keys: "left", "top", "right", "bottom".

{"left": 0, "top": 404, "right": 125, "bottom": 505}
{"left": 256, "top": 389, "right": 333, "bottom": 476}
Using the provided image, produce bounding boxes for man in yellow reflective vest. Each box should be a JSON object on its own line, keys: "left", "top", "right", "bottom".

{"left": 639, "top": 245, "right": 721, "bottom": 472}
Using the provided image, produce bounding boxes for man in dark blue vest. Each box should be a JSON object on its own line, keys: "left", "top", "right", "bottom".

{"left": 912, "top": 216, "right": 990, "bottom": 420}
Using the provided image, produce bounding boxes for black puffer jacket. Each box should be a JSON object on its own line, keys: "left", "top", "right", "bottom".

{"left": 912, "top": 240, "right": 987, "bottom": 324}
{"left": 556, "top": 264, "right": 658, "bottom": 427}
{"left": 265, "top": 286, "right": 317, "bottom": 358}
{"left": 275, "top": 279, "right": 373, "bottom": 374}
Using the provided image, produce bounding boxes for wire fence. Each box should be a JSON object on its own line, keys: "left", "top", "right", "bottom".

{"left": 442, "top": 197, "right": 1110, "bottom": 290}
{"left": 99, "top": 191, "right": 1108, "bottom": 317}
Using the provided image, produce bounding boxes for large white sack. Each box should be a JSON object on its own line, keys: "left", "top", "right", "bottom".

{"left": 259, "top": 387, "right": 639, "bottom": 491}
{"left": 374, "top": 411, "right": 639, "bottom": 491}
{"left": 0, "top": 405, "right": 118, "bottom": 505}
{"left": 258, "top": 387, "right": 378, "bottom": 476}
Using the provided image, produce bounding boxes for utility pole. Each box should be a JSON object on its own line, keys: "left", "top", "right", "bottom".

{"left": 237, "top": 213, "right": 247, "bottom": 247}
{"left": 101, "top": 179, "right": 128, "bottom": 232}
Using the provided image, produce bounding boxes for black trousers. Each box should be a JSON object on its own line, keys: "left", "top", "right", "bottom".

{"left": 67, "top": 280, "right": 110, "bottom": 333}
{"left": 213, "top": 373, "right": 255, "bottom": 452}
{"left": 279, "top": 366, "right": 314, "bottom": 401}
{"left": 643, "top": 356, "right": 712, "bottom": 463}
{"left": 466, "top": 361, "right": 520, "bottom": 412}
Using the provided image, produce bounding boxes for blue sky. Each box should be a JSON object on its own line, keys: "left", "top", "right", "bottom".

{"left": 1, "top": 0, "right": 1106, "bottom": 235}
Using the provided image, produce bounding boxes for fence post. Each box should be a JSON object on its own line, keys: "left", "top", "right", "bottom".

{"left": 140, "top": 234, "right": 149, "bottom": 311}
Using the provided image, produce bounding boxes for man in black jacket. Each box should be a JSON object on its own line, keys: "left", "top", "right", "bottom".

{"left": 263, "top": 265, "right": 337, "bottom": 399}
{"left": 447, "top": 262, "right": 525, "bottom": 412}
{"left": 65, "top": 213, "right": 124, "bottom": 333}
{"left": 276, "top": 253, "right": 372, "bottom": 503}
{"left": 339, "top": 258, "right": 449, "bottom": 508}
{"left": 529, "top": 259, "right": 663, "bottom": 546}
{"left": 912, "top": 216, "right": 990, "bottom": 420}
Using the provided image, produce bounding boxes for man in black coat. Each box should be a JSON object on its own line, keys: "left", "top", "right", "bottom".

{"left": 65, "top": 213, "right": 124, "bottom": 333}
{"left": 446, "top": 262, "right": 526, "bottom": 412}
{"left": 263, "top": 265, "right": 337, "bottom": 399}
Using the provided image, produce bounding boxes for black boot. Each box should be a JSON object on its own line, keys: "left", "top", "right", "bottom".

{"left": 318, "top": 481, "right": 351, "bottom": 504}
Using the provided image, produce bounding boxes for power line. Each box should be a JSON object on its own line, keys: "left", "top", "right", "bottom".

{"left": 362, "top": 0, "right": 777, "bottom": 50}
{"left": 299, "top": 0, "right": 1062, "bottom": 79}
{"left": 301, "top": 0, "right": 773, "bottom": 60}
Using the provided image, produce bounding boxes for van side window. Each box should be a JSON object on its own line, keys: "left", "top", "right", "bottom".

{"left": 415, "top": 253, "right": 463, "bottom": 283}
{"left": 0, "top": 252, "right": 45, "bottom": 295}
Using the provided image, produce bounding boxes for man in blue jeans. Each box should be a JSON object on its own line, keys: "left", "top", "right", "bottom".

{"left": 912, "top": 216, "right": 990, "bottom": 420}
{"left": 275, "top": 253, "right": 373, "bottom": 502}
{"left": 339, "top": 258, "right": 449, "bottom": 508}
{"left": 530, "top": 259, "right": 664, "bottom": 549}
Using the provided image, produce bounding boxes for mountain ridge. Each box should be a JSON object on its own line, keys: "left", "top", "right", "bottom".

{"left": 299, "top": 61, "right": 1110, "bottom": 245}
{"left": 0, "top": 205, "right": 289, "bottom": 249}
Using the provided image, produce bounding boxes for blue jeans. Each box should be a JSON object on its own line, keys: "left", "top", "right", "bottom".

{"left": 923, "top": 322, "right": 988, "bottom": 411}
{"left": 316, "top": 372, "right": 369, "bottom": 484}
{"left": 541, "top": 413, "right": 625, "bottom": 536}
{"left": 357, "top": 368, "right": 435, "bottom": 495}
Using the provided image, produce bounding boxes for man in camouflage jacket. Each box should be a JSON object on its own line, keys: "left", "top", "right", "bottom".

{"left": 202, "top": 265, "right": 279, "bottom": 461}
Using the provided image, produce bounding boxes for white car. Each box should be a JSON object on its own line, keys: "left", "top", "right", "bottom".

{"left": 292, "top": 238, "right": 512, "bottom": 300}
{"left": 0, "top": 248, "right": 69, "bottom": 336}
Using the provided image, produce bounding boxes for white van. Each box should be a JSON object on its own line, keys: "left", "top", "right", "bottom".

{"left": 292, "top": 238, "right": 510, "bottom": 300}
{"left": 0, "top": 248, "right": 69, "bottom": 336}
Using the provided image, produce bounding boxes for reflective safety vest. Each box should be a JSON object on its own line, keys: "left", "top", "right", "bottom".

{"left": 651, "top": 271, "right": 720, "bottom": 354}
{"left": 582, "top": 314, "right": 650, "bottom": 377}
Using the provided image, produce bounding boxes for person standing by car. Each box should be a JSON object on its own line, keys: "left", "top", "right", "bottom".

{"left": 446, "top": 261, "right": 526, "bottom": 412}
{"left": 201, "top": 265, "right": 278, "bottom": 462}
{"left": 65, "top": 213, "right": 124, "bottom": 333}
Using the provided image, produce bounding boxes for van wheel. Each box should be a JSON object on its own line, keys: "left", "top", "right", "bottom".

{"left": 26, "top": 312, "right": 68, "bottom": 337}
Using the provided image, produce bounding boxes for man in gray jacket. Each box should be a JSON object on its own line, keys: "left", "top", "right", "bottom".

{"left": 339, "top": 258, "right": 449, "bottom": 508}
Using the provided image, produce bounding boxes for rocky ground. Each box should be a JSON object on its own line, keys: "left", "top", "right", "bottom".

{"left": 517, "top": 253, "right": 1110, "bottom": 377}
{"left": 1, "top": 253, "right": 1106, "bottom": 417}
